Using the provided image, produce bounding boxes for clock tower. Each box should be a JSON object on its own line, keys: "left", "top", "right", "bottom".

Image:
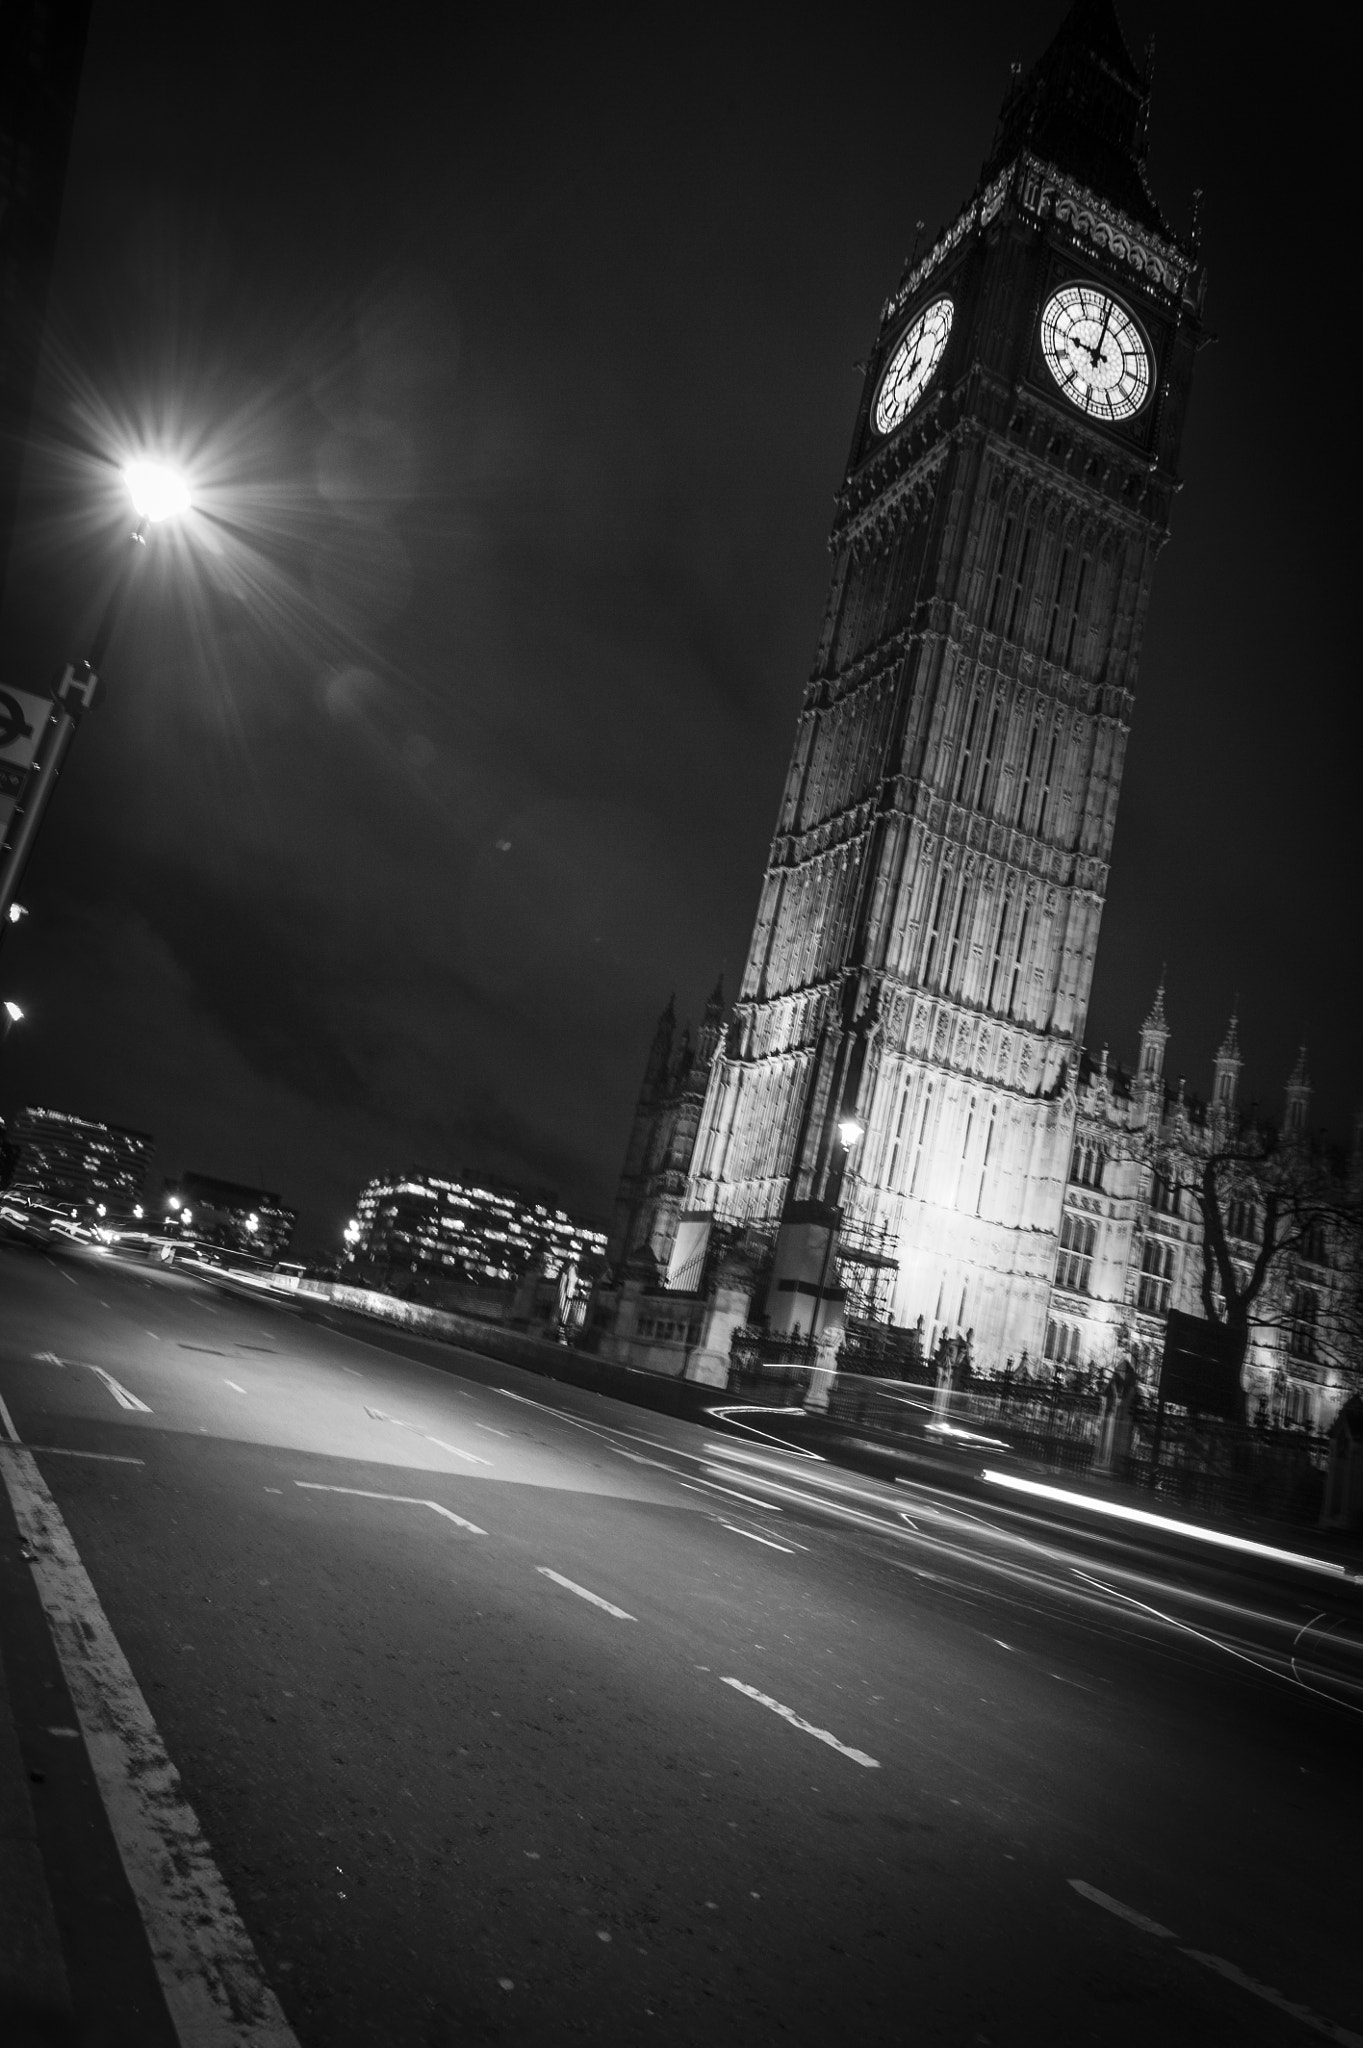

{"left": 667, "top": 0, "right": 1204, "bottom": 1363}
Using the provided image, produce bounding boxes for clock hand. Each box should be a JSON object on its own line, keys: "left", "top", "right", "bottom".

{"left": 1088, "top": 302, "right": 1114, "bottom": 367}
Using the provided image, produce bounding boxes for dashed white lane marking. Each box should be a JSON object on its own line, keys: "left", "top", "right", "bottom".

{"left": 473, "top": 1422, "right": 509, "bottom": 1436}
{"left": 1069, "top": 1880, "right": 1362, "bottom": 2045}
{"left": 1069, "top": 1879, "right": 1176, "bottom": 1938}
{"left": 294, "top": 1481, "right": 485, "bottom": 1535}
{"left": 719, "top": 1678, "right": 880, "bottom": 1768}
{"left": 536, "top": 1568, "right": 636, "bottom": 1621}
{"left": 425, "top": 1435, "right": 490, "bottom": 1464}
{"left": 85, "top": 1365, "right": 152, "bottom": 1413}
{"left": 34, "top": 1350, "right": 64, "bottom": 1364}
{"left": 1180, "top": 1951, "right": 1362, "bottom": 2045}
{"left": 679, "top": 1478, "right": 785, "bottom": 1514}
{"left": 224, "top": 1380, "right": 247, "bottom": 1394}
{"left": 0, "top": 1443, "right": 300, "bottom": 2046}
{"left": 32, "top": 1447, "right": 146, "bottom": 1465}
{"left": 718, "top": 1523, "right": 795, "bottom": 1553}
{"left": 364, "top": 1406, "right": 491, "bottom": 1466}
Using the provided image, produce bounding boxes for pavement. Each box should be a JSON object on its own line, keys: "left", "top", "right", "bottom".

{"left": 0, "top": 1234, "right": 1360, "bottom": 2047}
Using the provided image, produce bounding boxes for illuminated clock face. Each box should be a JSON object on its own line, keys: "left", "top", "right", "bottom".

{"left": 874, "top": 297, "right": 954, "bottom": 435}
{"left": 1040, "top": 283, "right": 1152, "bottom": 422}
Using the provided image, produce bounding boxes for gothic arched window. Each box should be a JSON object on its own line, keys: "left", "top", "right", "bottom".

{"left": 1137, "top": 1237, "right": 1176, "bottom": 1315}
{"left": 1056, "top": 1212, "right": 1096, "bottom": 1293}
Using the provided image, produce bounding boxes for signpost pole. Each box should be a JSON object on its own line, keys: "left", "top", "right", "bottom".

{"left": 0, "top": 521, "right": 144, "bottom": 940}
{"left": 0, "top": 667, "right": 97, "bottom": 930}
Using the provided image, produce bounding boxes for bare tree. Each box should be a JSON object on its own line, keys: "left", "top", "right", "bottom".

{"left": 1176, "top": 1124, "right": 1362, "bottom": 1413}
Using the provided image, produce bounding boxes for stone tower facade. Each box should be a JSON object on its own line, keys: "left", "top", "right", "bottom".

{"left": 607, "top": 981, "right": 725, "bottom": 1280}
{"left": 667, "top": 0, "right": 1204, "bottom": 1363}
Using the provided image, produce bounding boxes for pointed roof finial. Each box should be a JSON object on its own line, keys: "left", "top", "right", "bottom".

{"left": 1142, "top": 970, "right": 1168, "bottom": 1036}
{"left": 1216, "top": 1005, "right": 1241, "bottom": 1062}
{"left": 1288, "top": 1043, "right": 1310, "bottom": 1091}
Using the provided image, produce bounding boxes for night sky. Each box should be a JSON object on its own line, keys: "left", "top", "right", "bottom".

{"left": 0, "top": 1, "right": 1352, "bottom": 1254}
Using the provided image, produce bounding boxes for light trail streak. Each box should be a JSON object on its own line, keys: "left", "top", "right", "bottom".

{"left": 982, "top": 1470, "right": 1352, "bottom": 1580}
{"left": 1071, "top": 1569, "right": 1363, "bottom": 1717}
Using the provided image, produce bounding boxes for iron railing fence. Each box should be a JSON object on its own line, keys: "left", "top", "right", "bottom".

{"left": 724, "top": 1324, "right": 1334, "bottom": 1524}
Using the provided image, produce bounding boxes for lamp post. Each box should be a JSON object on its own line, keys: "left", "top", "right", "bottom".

{"left": 0, "top": 461, "right": 190, "bottom": 931}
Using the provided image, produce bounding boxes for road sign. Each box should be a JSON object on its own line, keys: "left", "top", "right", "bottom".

{"left": 1158, "top": 1308, "right": 1243, "bottom": 1417}
{"left": 0, "top": 682, "right": 54, "bottom": 839}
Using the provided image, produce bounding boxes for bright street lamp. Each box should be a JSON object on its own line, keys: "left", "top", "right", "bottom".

{"left": 3, "top": 1000, "right": 21, "bottom": 1025}
{"left": 837, "top": 1117, "right": 865, "bottom": 1149}
{"left": 124, "top": 460, "right": 191, "bottom": 525}
{"left": 0, "top": 459, "right": 190, "bottom": 931}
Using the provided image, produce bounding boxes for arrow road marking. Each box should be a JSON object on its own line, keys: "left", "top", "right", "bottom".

{"left": 719, "top": 1677, "right": 880, "bottom": 1768}
{"left": 536, "top": 1568, "right": 636, "bottom": 1621}
{"left": 294, "top": 1482, "right": 485, "bottom": 1534}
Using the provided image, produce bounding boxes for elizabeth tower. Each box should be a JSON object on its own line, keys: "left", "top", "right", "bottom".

{"left": 670, "top": 0, "right": 1204, "bottom": 1362}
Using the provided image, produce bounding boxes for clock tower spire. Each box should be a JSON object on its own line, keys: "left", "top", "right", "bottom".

{"left": 666, "top": 1, "right": 1204, "bottom": 1366}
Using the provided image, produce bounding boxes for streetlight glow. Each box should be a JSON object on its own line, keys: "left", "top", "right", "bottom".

{"left": 124, "top": 460, "right": 191, "bottom": 524}
{"left": 837, "top": 1118, "right": 865, "bottom": 1148}
{"left": 3, "top": 1000, "right": 22, "bottom": 1024}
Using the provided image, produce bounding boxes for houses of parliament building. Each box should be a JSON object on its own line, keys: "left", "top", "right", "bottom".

{"left": 603, "top": 1, "right": 1358, "bottom": 1431}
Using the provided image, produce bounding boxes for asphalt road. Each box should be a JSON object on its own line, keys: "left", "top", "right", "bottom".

{"left": 0, "top": 1238, "right": 1358, "bottom": 2048}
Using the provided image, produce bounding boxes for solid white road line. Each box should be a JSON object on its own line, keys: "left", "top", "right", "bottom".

{"left": 0, "top": 1392, "right": 19, "bottom": 1442}
{"left": 293, "top": 1481, "right": 485, "bottom": 1535}
{"left": 85, "top": 1365, "right": 152, "bottom": 1413}
{"left": 224, "top": 1381, "right": 247, "bottom": 1394}
{"left": 718, "top": 1523, "right": 795, "bottom": 1553}
{"left": 1069, "top": 1879, "right": 1362, "bottom": 2046}
{"left": 719, "top": 1677, "right": 880, "bottom": 1768}
{"left": 535, "top": 1567, "right": 636, "bottom": 1621}
{"left": 0, "top": 1444, "right": 300, "bottom": 2046}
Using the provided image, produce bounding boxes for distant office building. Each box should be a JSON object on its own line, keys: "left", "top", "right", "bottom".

{"left": 0, "top": 0, "right": 95, "bottom": 587}
{"left": 162, "top": 1172, "right": 296, "bottom": 1262}
{"left": 1, "top": 1104, "right": 152, "bottom": 1216}
{"left": 343, "top": 1173, "right": 606, "bottom": 1291}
